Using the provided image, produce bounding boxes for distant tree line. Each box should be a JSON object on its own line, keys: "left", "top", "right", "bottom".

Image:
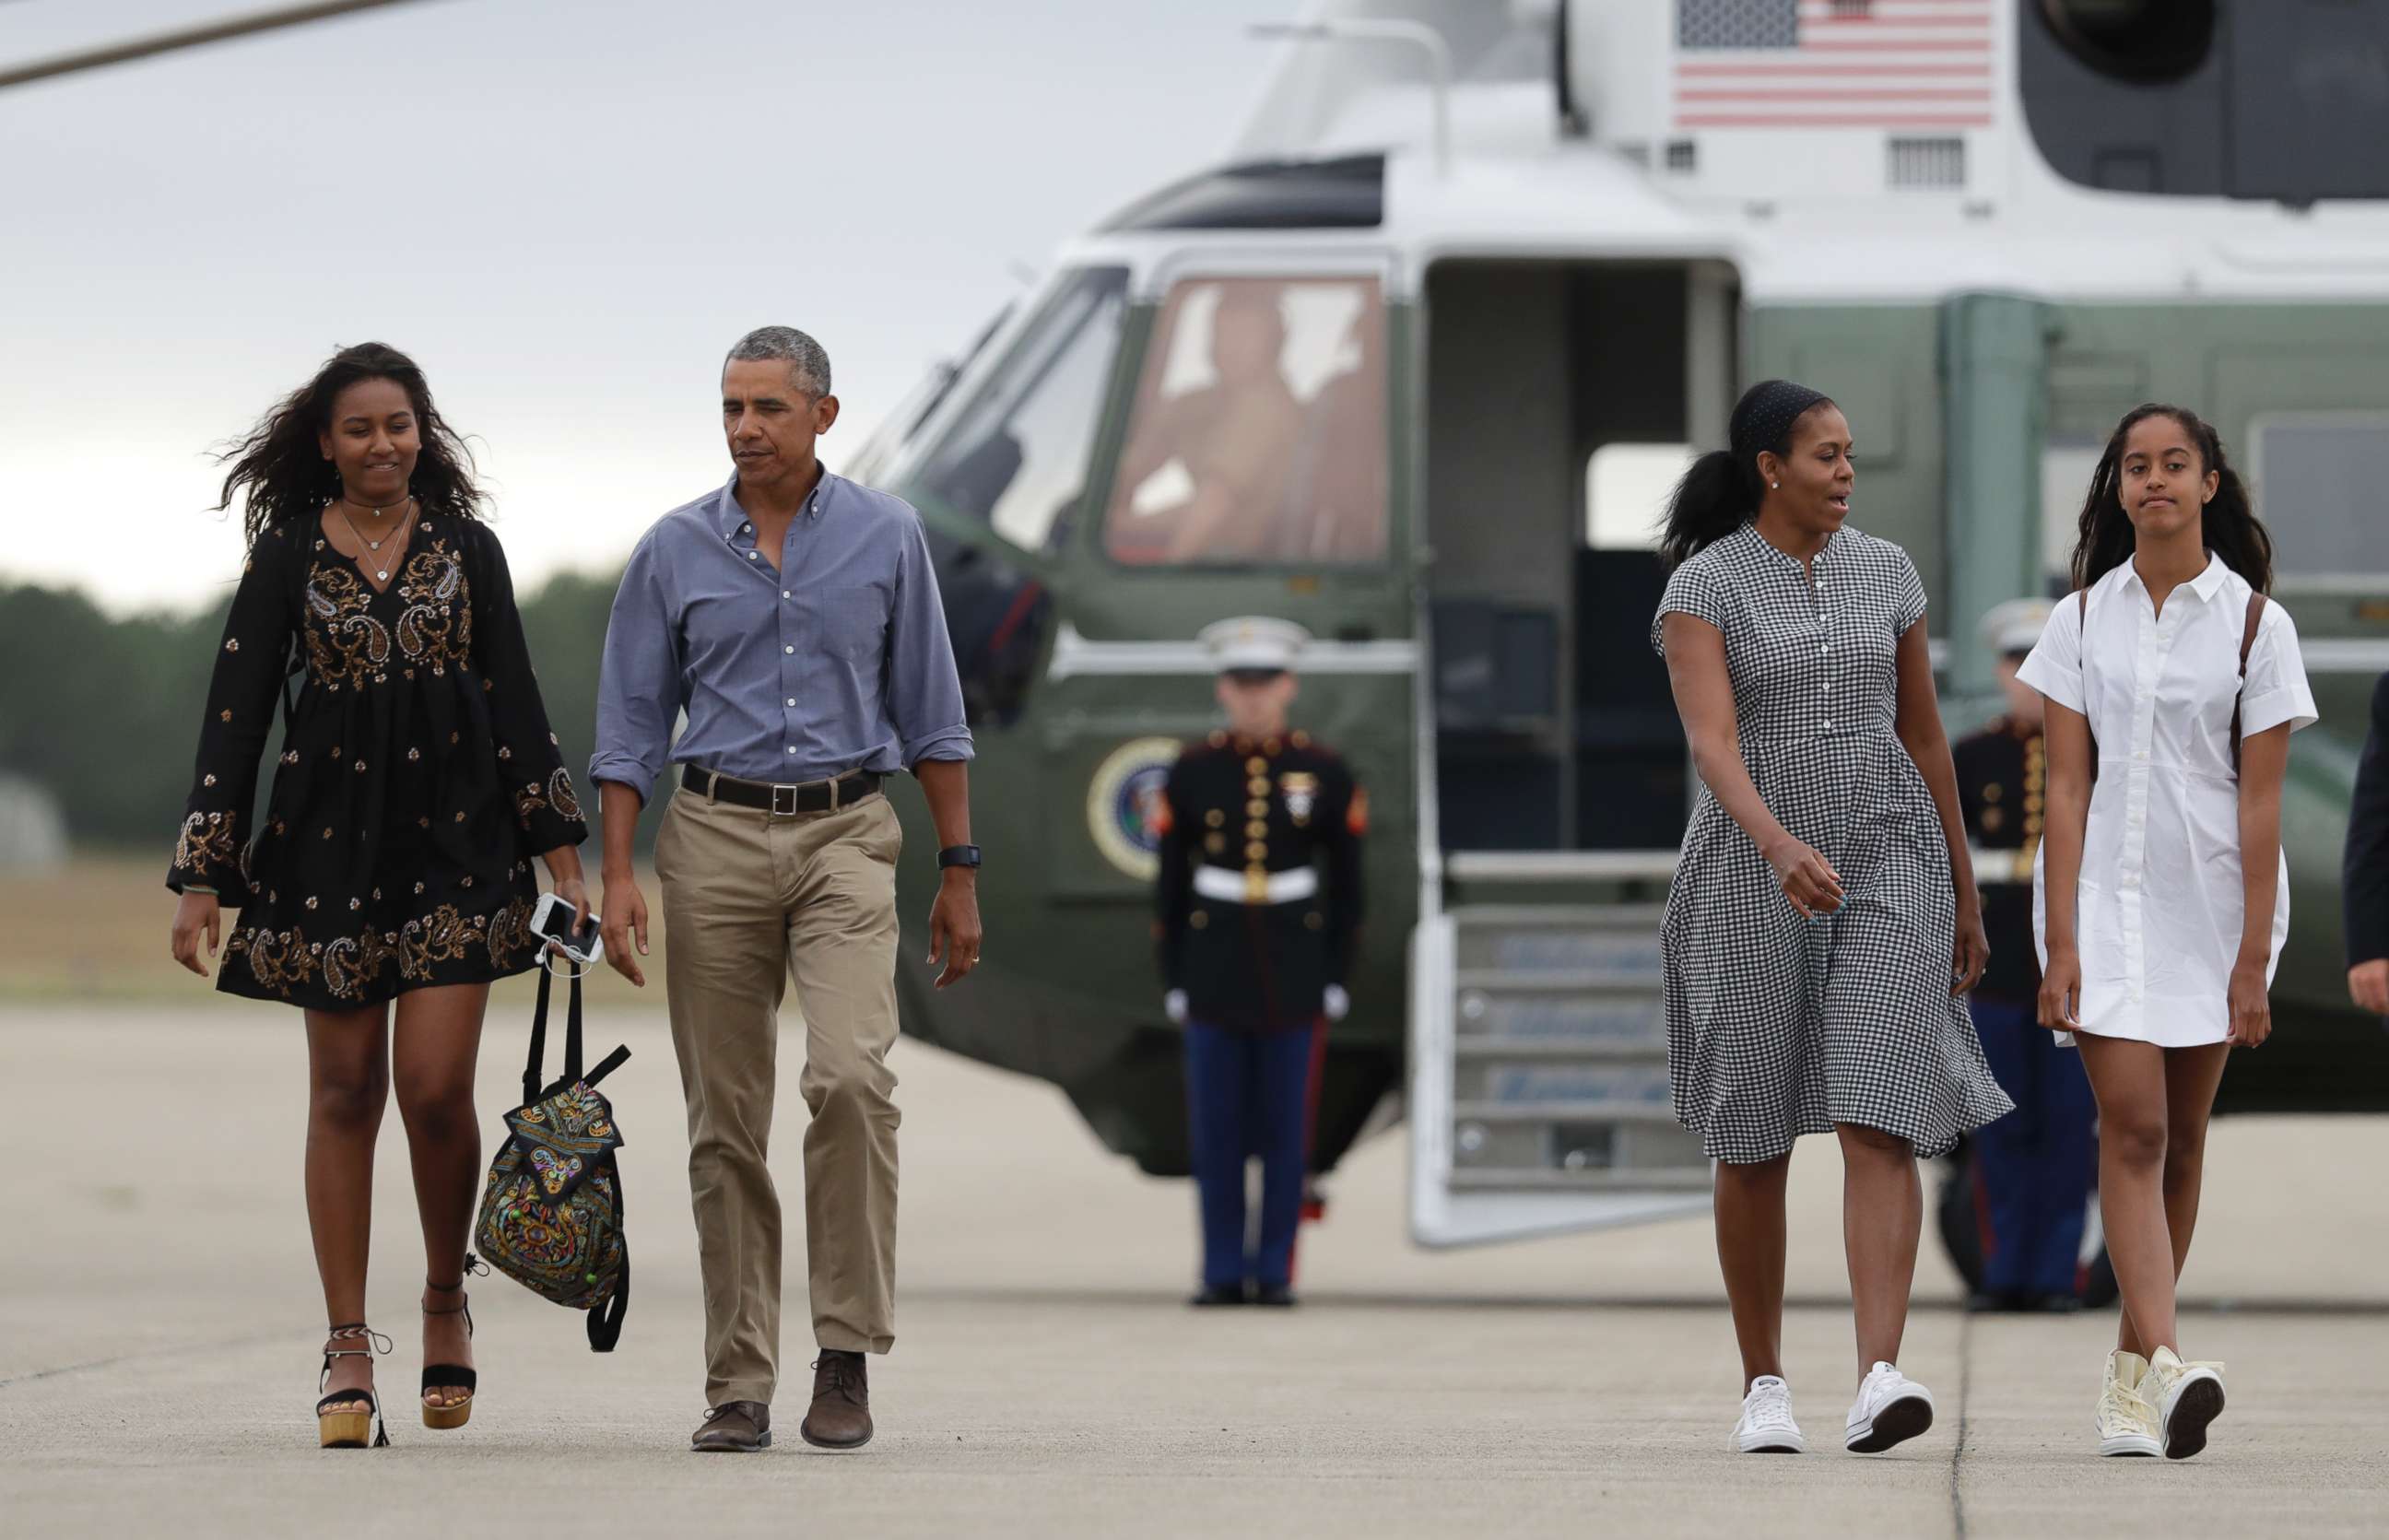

{"left": 1, "top": 565, "right": 635, "bottom": 855}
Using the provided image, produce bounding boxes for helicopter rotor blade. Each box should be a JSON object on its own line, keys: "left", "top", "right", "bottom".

{"left": 0, "top": 0, "right": 445, "bottom": 93}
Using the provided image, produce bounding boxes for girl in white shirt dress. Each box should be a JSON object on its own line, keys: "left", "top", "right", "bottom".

{"left": 2019, "top": 404, "right": 2317, "bottom": 1463}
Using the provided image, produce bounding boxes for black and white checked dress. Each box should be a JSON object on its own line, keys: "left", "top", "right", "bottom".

{"left": 1651, "top": 523, "right": 2010, "bottom": 1163}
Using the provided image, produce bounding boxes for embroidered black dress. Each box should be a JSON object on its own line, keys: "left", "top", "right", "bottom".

{"left": 167, "top": 513, "right": 587, "bottom": 1009}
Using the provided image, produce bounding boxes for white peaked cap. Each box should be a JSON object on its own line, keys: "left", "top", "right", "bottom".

{"left": 1199, "top": 616, "right": 1312, "bottom": 674}
{"left": 1980, "top": 596, "right": 2055, "bottom": 656}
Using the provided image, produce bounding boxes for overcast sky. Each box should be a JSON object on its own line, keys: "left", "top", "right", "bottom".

{"left": 0, "top": 0, "right": 1293, "bottom": 614}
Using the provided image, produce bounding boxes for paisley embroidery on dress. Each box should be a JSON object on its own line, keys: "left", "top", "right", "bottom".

{"left": 302, "top": 540, "right": 473, "bottom": 690}
{"left": 227, "top": 895, "right": 536, "bottom": 1002}
{"left": 304, "top": 566, "right": 392, "bottom": 689}
{"left": 394, "top": 541, "right": 472, "bottom": 668}
{"left": 548, "top": 768, "right": 583, "bottom": 821}
{"left": 174, "top": 811, "right": 236, "bottom": 873}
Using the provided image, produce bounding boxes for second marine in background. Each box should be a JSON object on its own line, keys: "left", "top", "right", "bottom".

{"left": 1953, "top": 599, "right": 2097, "bottom": 1313}
{"left": 1155, "top": 617, "right": 1366, "bottom": 1308}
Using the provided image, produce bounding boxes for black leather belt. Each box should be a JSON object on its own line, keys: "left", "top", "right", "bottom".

{"left": 683, "top": 764, "right": 882, "bottom": 816}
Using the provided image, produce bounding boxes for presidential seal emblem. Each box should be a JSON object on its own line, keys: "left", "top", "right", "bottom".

{"left": 1087, "top": 736, "right": 1183, "bottom": 880}
{"left": 1279, "top": 770, "right": 1319, "bottom": 825}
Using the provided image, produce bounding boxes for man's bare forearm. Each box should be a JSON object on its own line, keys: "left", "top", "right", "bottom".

{"left": 599, "top": 782, "right": 645, "bottom": 880}
{"left": 913, "top": 758, "right": 973, "bottom": 850}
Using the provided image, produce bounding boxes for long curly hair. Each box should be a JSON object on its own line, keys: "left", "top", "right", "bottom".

{"left": 216, "top": 342, "right": 486, "bottom": 547}
{"left": 2069, "top": 403, "right": 2273, "bottom": 594}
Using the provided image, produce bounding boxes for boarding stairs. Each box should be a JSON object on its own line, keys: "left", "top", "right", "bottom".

{"left": 1409, "top": 855, "right": 1712, "bottom": 1246}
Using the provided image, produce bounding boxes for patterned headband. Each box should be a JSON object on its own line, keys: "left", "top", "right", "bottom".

{"left": 1730, "top": 380, "right": 1830, "bottom": 463}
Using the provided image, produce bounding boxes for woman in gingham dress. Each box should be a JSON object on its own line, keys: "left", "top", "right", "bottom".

{"left": 1652, "top": 380, "right": 2009, "bottom": 1457}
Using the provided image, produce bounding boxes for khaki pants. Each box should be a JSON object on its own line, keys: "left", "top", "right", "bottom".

{"left": 655, "top": 783, "right": 903, "bottom": 1406}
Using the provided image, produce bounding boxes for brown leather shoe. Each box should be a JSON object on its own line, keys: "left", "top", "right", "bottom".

{"left": 799, "top": 1350, "right": 873, "bottom": 1450}
{"left": 691, "top": 1400, "right": 771, "bottom": 1452}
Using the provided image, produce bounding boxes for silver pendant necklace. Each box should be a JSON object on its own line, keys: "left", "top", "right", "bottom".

{"left": 335, "top": 496, "right": 414, "bottom": 583}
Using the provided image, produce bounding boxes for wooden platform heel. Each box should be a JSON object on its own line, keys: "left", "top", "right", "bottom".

{"left": 317, "top": 1323, "right": 391, "bottom": 1449}
{"left": 420, "top": 1259, "right": 483, "bottom": 1430}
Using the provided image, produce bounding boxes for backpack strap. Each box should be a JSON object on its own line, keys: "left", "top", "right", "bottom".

{"left": 587, "top": 1219, "right": 628, "bottom": 1353}
{"left": 2229, "top": 591, "right": 2267, "bottom": 777}
{"left": 521, "top": 962, "right": 589, "bottom": 1105}
{"left": 2075, "top": 589, "right": 2099, "bottom": 782}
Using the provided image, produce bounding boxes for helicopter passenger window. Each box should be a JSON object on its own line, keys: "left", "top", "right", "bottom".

{"left": 913, "top": 266, "right": 1129, "bottom": 555}
{"left": 2250, "top": 416, "right": 2389, "bottom": 579}
{"left": 1103, "top": 276, "right": 1388, "bottom": 566}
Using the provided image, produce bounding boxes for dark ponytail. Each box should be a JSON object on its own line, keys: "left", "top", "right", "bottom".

{"left": 1658, "top": 378, "right": 1834, "bottom": 570}
{"left": 2069, "top": 403, "right": 2273, "bottom": 594}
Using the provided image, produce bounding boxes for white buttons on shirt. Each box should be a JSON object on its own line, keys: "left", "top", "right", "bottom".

{"left": 787, "top": 746, "right": 796, "bottom": 755}
{"left": 786, "top": 698, "right": 795, "bottom": 707}
{"left": 783, "top": 645, "right": 794, "bottom": 654}
{"left": 747, "top": 551, "right": 759, "bottom": 561}
{"left": 783, "top": 591, "right": 791, "bottom": 599}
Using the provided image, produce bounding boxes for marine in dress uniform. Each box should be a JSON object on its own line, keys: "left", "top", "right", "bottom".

{"left": 1155, "top": 617, "right": 1365, "bottom": 1307}
{"left": 1954, "top": 598, "right": 2097, "bottom": 1311}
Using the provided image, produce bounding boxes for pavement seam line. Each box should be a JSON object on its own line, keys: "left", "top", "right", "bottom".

{"left": 1948, "top": 1308, "right": 1973, "bottom": 1540}
{"left": 0, "top": 1330, "right": 288, "bottom": 1393}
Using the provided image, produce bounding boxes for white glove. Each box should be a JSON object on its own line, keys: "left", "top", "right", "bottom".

{"left": 1164, "top": 989, "right": 1188, "bottom": 1025}
{"left": 1323, "top": 984, "right": 1350, "bottom": 1022}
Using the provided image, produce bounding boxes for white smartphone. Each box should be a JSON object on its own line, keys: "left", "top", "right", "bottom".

{"left": 529, "top": 890, "right": 604, "bottom": 967}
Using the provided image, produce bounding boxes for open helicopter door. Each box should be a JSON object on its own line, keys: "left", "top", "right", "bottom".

{"left": 1406, "top": 256, "right": 1736, "bottom": 1246}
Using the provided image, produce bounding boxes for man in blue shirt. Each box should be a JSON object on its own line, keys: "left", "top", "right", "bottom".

{"left": 592, "top": 325, "right": 981, "bottom": 1454}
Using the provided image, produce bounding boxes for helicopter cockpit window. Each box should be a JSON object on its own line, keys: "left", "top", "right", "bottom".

{"left": 912, "top": 266, "right": 1129, "bottom": 555}
{"left": 1103, "top": 276, "right": 1388, "bottom": 567}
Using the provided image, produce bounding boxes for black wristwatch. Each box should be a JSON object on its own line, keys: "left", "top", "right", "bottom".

{"left": 937, "top": 844, "right": 983, "bottom": 870}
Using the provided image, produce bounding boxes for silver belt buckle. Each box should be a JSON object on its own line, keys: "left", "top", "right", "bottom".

{"left": 770, "top": 782, "right": 799, "bottom": 817}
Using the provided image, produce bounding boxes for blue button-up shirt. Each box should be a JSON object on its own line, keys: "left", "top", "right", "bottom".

{"left": 590, "top": 470, "right": 973, "bottom": 802}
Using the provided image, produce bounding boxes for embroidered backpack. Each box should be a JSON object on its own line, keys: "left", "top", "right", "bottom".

{"left": 474, "top": 963, "right": 631, "bottom": 1351}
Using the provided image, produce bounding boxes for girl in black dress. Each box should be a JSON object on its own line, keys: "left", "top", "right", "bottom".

{"left": 166, "top": 343, "right": 590, "bottom": 1447}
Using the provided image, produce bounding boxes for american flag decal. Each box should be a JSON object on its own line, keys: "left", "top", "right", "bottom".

{"left": 1675, "top": 0, "right": 1995, "bottom": 130}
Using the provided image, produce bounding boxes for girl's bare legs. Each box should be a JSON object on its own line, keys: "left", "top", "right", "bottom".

{"left": 1837, "top": 1123, "right": 1923, "bottom": 1381}
{"left": 1715, "top": 1154, "right": 1793, "bottom": 1387}
{"left": 305, "top": 1005, "right": 392, "bottom": 1410}
{"left": 391, "top": 982, "right": 491, "bottom": 1409}
{"left": 2108, "top": 1041, "right": 2231, "bottom": 1358}
{"left": 2077, "top": 1033, "right": 2185, "bottom": 1354}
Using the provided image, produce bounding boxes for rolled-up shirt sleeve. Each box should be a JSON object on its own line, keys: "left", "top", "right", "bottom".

{"left": 589, "top": 533, "right": 683, "bottom": 805}
{"left": 887, "top": 514, "right": 974, "bottom": 767}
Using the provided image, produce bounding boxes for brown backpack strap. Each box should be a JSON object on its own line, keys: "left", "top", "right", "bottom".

{"left": 2229, "top": 591, "right": 2266, "bottom": 776}
{"left": 2074, "top": 589, "right": 2098, "bottom": 781}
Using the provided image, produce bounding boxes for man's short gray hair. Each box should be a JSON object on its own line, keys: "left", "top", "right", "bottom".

{"left": 724, "top": 325, "right": 832, "bottom": 397}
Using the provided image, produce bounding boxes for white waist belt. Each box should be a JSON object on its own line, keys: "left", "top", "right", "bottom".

{"left": 1193, "top": 865, "right": 1319, "bottom": 904}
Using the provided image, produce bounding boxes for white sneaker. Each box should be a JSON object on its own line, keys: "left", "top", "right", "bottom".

{"left": 1844, "top": 1361, "right": 1936, "bottom": 1452}
{"left": 2141, "top": 1346, "right": 2227, "bottom": 1460}
{"left": 2096, "top": 1349, "right": 2161, "bottom": 1458}
{"left": 1734, "top": 1375, "right": 1806, "bottom": 1453}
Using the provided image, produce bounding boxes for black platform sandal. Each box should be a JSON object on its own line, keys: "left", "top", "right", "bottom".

{"left": 318, "top": 1323, "right": 391, "bottom": 1449}
{"left": 421, "top": 1253, "right": 486, "bottom": 1430}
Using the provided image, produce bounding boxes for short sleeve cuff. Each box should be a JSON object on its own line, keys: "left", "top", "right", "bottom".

{"left": 2237, "top": 688, "right": 2317, "bottom": 740}
{"left": 587, "top": 753, "right": 658, "bottom": 806}
{"left": 1651, "top": 568, "right": 1729, "bottom": 657}
{"left": 901, "top": 727, "right": 976, "bottom": 768}
{"left": 1897, "top": 594, "right": 1927, "bottom": 634}
{"left": 2015, "top": 649, "right": 2084, "bottom": 717}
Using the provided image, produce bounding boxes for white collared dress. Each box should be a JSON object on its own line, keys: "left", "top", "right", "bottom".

{"left": 1653, "top": 523, "right": 2011, "bottom": 1163}
{"left": 2018, "top": 556, "right": 2319, "bottom": 1047}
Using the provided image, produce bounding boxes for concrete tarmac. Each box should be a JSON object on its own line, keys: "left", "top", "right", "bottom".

{"left": 3, "top": 1000, "right": 2383, "bottom": 1538}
